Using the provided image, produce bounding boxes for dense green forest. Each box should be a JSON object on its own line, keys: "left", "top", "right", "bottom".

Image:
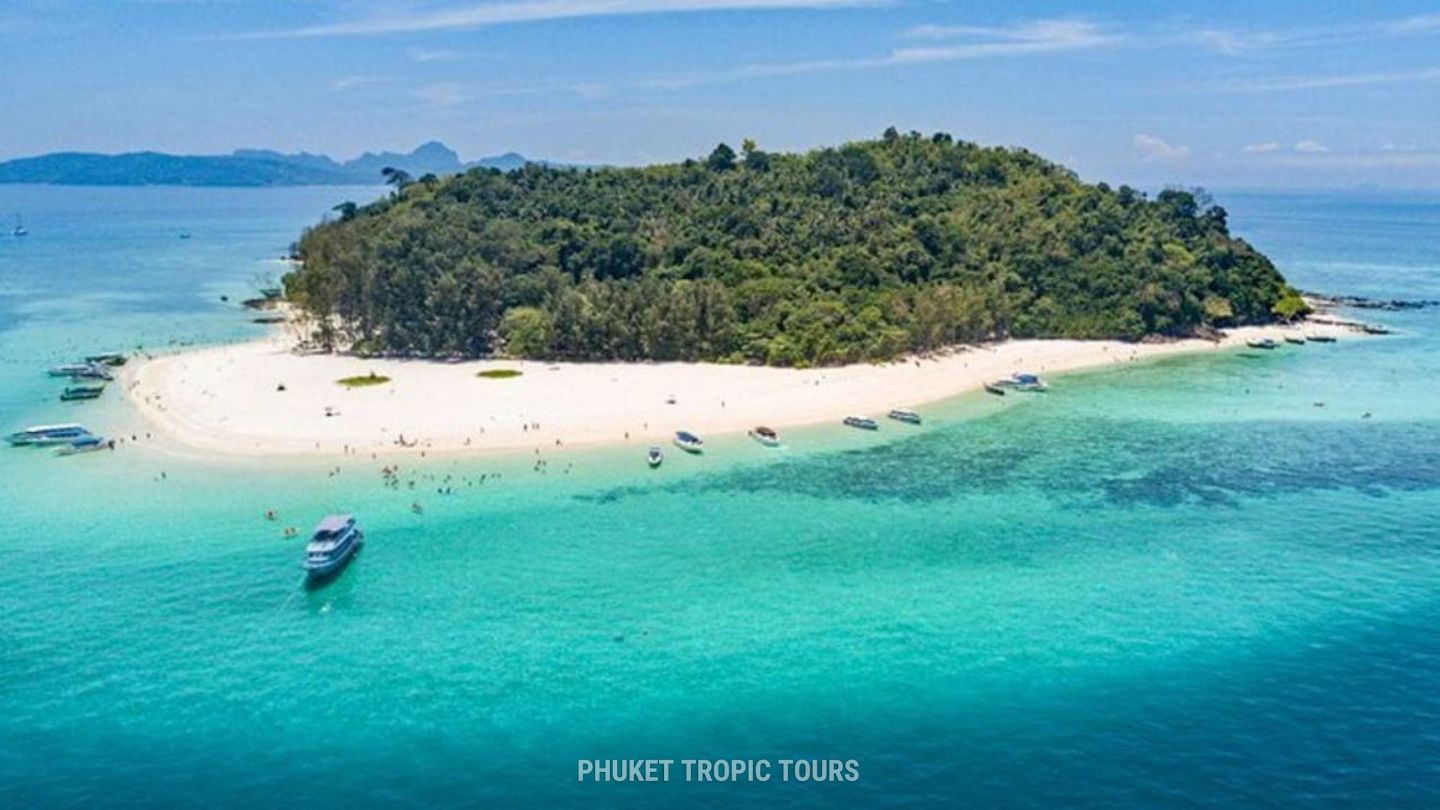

{"left": 286, "top": 129, "right": 1303, "bottom": 366}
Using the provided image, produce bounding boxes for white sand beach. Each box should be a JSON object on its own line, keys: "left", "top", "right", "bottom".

{"left": 121, "top": 320, "right": 1358, "bottom": 458}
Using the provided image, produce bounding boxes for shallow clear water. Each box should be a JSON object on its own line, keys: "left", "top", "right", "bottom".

{"left": 1, "top": 186, "right": 1437, "bottom": 807}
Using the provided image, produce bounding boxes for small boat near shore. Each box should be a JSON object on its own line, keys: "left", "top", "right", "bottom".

{"left": 1284, "top": 336, "right": 1306, "bottom": 345}
{"left": 1246, "top": 338, "right": 1278, "bottom": 350}
{"left": 1362, "top": 324, "right": 1392, "bottom": 335}
{"left": 647, "top": 446, "right": 664, "bottom": 468}
{"left": 984, "top": 383, "right": 1006, "bottom": 396}
{"left": 60, "top": 384, "right": 106, "bottom": 401}
{"left": 6, "top": 423, "right": 92, "bottom": 446}
{"left": 56, "top": 435, "right": 112, "bottom": 455}
{"left": 1306, "top": 334, "right": 1337, "bottom": 343}
{"left": 84, "top": 352, "right": 127, "bottom": 366}
{"left": 48, "top": 362, "right": 113, "bottom": 380}
{"left": 843, "top": 416, "right": 879, "bottom": 431}
{"left": 1000, "top": 372, "right": 1048, "bottom": 392}
{"left": 888, "top": 408, "right": 922, "bottom": 425}
{"left": 302, "top": 514, "right": 363, "bottom": 581}
{"left": 673, "top": 430, "right": 704, "bottom": 454}
{"left": 748, "top": 426, "right": 781, "bottom": 447}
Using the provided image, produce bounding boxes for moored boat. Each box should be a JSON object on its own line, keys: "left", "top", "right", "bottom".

{"left": 647, "top": 446, "right": 664, "bottom": 468}
{"left": 1004, "top": 372, "right": 1048, "bottom": 392}
{"left": 56, "top": 435, "right": 111, "bottom": 455}
{"left": 302, "top": 514, "right": 363, "bottom": 580}
{"left": 60, "top": 384, "right": 106, "bottom": 401}
{"left": 1307, "top": 334, "right": 1337, "bottom": 343}
{"left": 748, "top": 426, "right": 781, "bottom": 447}
{"left": 1246, "top": 338, "right": 1278, "bottom": 350}
{"left": 84, "top": 352, "right": 127, "bottom": 366}
{"left": 1284, "top": 336, "right": 1306, "bottom": 345}
{"left": 6, "top": 423, "right": 92, "bottom": 446}
{"left": 1362, "top": 324, "right": 1392, "bottom": 335}
{"left": 843, "top": 416, "right": 879, "bottom": 431}
{"left": 49, "top": 361, "right": 113, "bottom": 380}
{"left": 984, "top": 383, "right": 1006, "bottom": 396}
{"left": 888, "top": 408, "right": 922, "bottom": 425}
{"left": 673, "top": 430, "right": 704, "bottom": 454}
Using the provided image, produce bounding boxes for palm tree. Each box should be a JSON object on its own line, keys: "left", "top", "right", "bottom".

{"left": 380, "top": 166, "right": 412, "bottom": 193}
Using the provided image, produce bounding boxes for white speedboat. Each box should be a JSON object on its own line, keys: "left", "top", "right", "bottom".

{"left": 673, "top": 430, "right": 704, "bottom": 454}
{"left": 48, "top": 362, "right": 113, "bottom": 381}
{"left": 843, "top": 416, "right": 879, "bottom": 431}
{"left": 6, "top": 423, "right": 92, "bottom": 446}
{"left": 302, "top": 514, "right": 363, "bottom": 580}
{"left": 647, "top": 446, "right": 664, "bottom": 468}
{"left": 748, "top": 426, "right": 781, "bottom": 447}
{"left": 887, "top": 409, "right": 921, "bottom": 425}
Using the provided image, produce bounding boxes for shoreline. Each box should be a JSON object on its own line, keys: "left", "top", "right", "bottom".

{"left": 120, "top": 320, "right": 1362, "bottom": 459}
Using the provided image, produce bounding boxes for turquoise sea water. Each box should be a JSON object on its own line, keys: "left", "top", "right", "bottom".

{"left": 1, "top": 185, "right": 1437, "bottom": 807}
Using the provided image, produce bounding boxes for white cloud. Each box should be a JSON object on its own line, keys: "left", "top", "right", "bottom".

{"left": 1293, "top": 139, "right": 1329, "bottom": 153}
{"left": 1189, "top": 13, "right": 1440, "bottom": 55}
{"left": 413, "top": 82, "right": 467, "bottom": 107}
{"left": 643, "top": 18, "right": 1120, "bottom": 88}
{"left": 407, "top": 48, "right": 459, "bottom": 63}
{"left": 891, "top": 19, "right": 1120, "bottom": 63}
{"left": 1133, "top": 133, "right": 1190, "bottom": 161}
{"left": 331, "top": 75, "right": 381, "bottom": 91}
{"left": 1241, "top": 142, "right": 1281, "bottom": 154}
{"left": 248, "top": 0, "right": 888, "bottom": 38}
{"left": 1225, "top": 66, "right": 1440, "bottom": 93}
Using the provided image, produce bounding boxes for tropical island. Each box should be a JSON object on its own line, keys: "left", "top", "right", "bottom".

{"left": 285, "top": 128, "right": 1308, "bottom": 366}
{"left": 112, "top": 130, "right": 1352, "bottom": 459}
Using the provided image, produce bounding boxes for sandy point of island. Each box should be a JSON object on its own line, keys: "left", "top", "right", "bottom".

{"left": 119, "top": 319, "right": 1359, "bottom": 458}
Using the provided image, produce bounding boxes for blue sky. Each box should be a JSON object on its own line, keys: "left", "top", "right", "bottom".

{"left": 3, "top": 1, "right": 1440, "bottom": 188}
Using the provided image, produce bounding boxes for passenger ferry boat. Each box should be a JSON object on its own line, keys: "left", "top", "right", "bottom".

{"left": 6, "top": 423, "right": 92, "bottom": 446}
{"left": 647, "top": 446, "right": 664, "bottom": 468}
{"left": 843, "top": 416, "right": 879, "bottom": 431}
{"left": 887, "top": 408, "right": 922, "bottom": 425}
{"left": 748, "top": 426, "right": 781, "bottom": 447}
{"left": 302, "top": 514, "right": 363, "bottom": 580}
{"left": 673, "top": 430, "right": 704, "bottom": 454}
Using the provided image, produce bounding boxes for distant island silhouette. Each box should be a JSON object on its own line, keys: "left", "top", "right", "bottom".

{"left": 0, "top": 141, "right": 531, "bottom": 186}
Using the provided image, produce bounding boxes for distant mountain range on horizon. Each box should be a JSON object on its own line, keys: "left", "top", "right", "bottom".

{"left": 0, "top": 141, "right": 532, "bottom": 187}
